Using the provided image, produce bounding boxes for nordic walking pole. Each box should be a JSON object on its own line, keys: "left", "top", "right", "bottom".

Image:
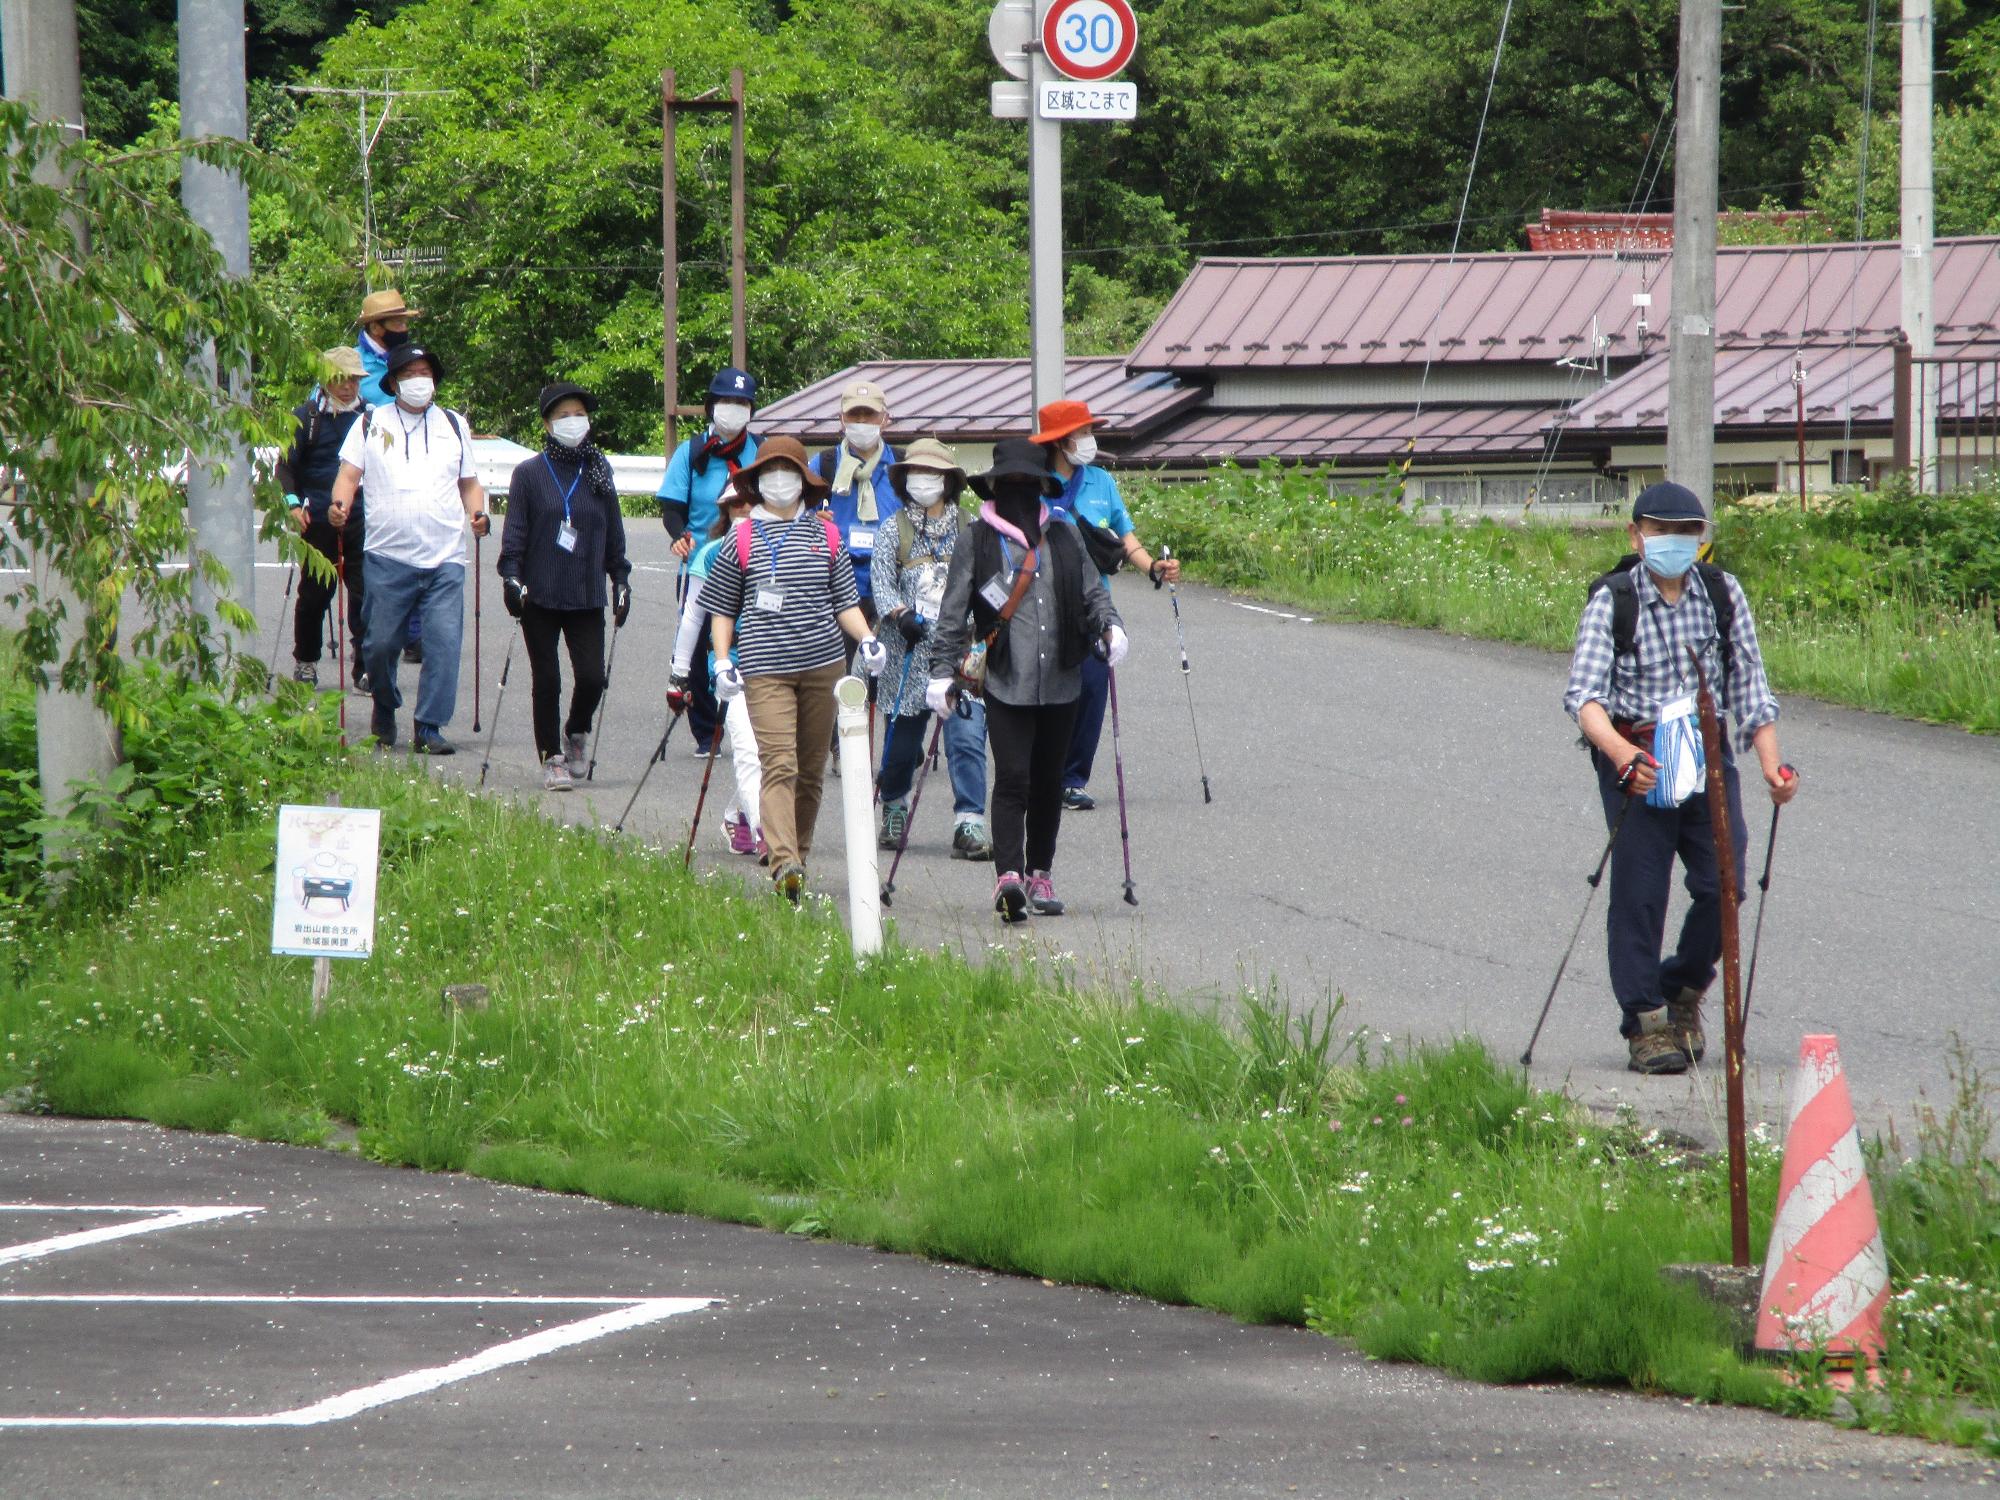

{"left": 1519, "top": 764, "right": 1648, "bottom": 1066}
{"left": 272, "top": 557, "right": 297, "bottom": 683}
{"left": 1107, "top": 664, "right": 1138, "bottom": 906}
{"left": 476, "top": 631, "right": 518, "bottom": 789}
{"left": 683, "top": 709, "right": 727, "bottom": 870}
{"left": 880, "top": 714, "right": 946, "bottom": 908}
{"left": 472, "top": 534, "right": 485, "bottom": 732}
{"left": 614, "top": 704, "right": 682, "bottom": 834}
{"left": 1741, "top": 764, "right": 1798, "bottom": 1030}
{"left": 1159, "top": 546, "right": 1213, "bottom": 804}
{"left": 333, "top": 533, "right": 347, "bottom": 748}
{"left": 586, "top": 623, "right": 620, "bottom": 781}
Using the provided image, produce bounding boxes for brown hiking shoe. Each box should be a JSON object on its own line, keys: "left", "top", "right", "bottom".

{"left": 1627, "top": 1007, "right": 1689, "bottom": 1075}
{"left": 1667, "top": 985, "right": 1707, "bottom": 1064}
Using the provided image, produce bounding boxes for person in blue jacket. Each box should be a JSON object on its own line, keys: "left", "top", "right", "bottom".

{"left": 354, "top": 288, "right": 426, "bottom": 663}
{"left": 1031, "top": 399, "right": 1178, "bottom": 812}
{"left": 658, "top": 366, "right": 762, "bottom": 755}
{"left": 809, "top": 379, "right": 901, "bottom": 625}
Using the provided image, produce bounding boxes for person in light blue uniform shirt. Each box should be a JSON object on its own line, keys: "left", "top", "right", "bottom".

{"left": 657, "top": 366, "right": 762, "bottom": 754}
{"left": 1031, "top": 399, "right": 1178, "bottom": 811}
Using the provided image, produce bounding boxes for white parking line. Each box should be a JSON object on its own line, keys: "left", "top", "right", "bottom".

{"left": 0, "top": 1204, "right": 261, "bottom": 1267}
{"left": 1228, "top": 601, "right": 1317, "bottom": 624}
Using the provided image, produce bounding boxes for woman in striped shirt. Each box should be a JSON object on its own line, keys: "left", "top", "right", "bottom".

{"left": 697, "top": 436, "right": 887, "bottom": 902}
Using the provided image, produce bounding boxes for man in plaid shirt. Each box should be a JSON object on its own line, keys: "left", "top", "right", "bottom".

{"left": 1564, "top": 481, "right": 1801, "bottom": 1075}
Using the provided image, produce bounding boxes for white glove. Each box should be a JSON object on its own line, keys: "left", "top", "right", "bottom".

{"left": 925, "top": 677, "right": 955, "bottom": 717}
{"left": 715, "top": 662, "right": 745, "bottom": 702}
{"left": 1104, "top": 623, "right": 1129, "bottom": 669}
{"left": 857, "top": 636, "right": 887, "bottom": 677}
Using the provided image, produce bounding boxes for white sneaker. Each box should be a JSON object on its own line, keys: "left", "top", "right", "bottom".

{"left": 543, "top": 754, "right": 573, "bottom": 792}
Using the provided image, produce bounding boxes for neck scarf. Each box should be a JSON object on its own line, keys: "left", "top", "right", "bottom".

{"left": 542, "top": 435, "right": 618, "bottom": 505}
{"left": 832, "top": 442, "right": 885, "bottom": 522}
{"left": 691, "top": 426, "right": 749, "bottom": 478}
{"left": 980, "top": 499, "right": 1046, "bottom": 549}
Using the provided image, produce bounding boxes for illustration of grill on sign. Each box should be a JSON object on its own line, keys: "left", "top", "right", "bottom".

{"left": 300, "top": 875, "right": 354, "bottom": 911}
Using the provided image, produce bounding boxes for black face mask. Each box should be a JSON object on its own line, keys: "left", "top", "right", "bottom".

{"left": 380, "top": 328, "right": 411, "bottom": 349}
{"left": 993, "top": 480, "right": 1044, "bottom": 543}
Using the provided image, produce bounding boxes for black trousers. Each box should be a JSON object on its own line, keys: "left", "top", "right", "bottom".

{"left": 986, "top": 695, "right": 1080, "bottom": 877}
{"left": 294, "top": 515, "right": 366, "bottom": 666}
{"left": 518, "top": 604, "right": 607, "bottom": 760}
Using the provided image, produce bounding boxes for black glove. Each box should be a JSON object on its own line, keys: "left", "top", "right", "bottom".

{"left": 895, "top": 609, "right": 926, "bottom": 645}
{"left": 1149, "top": 559, "right": 1169, "bottom": 590}
{"left": 613, "top": 581, "right": 631, "bottom": 628}
{"left": 502, "top": 576, "right": 527, "bottom": 619}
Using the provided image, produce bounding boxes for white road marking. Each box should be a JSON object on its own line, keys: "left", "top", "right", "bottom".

{"left": 0, "top": 1295, "right": 715, "bottom": 1428}
{"left": 1228, "top": 601, "right": 1316, "bottom": 624}
{"left": 0, "top": 1205, "right": 261, "bottom": 1267}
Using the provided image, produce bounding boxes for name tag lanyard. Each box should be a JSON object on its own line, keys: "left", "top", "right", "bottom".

{"left": 752, "top": 517, "right": 797, "bottom": 612}
{"left": 542, "top": 454, "right": 583, "bottom": 552}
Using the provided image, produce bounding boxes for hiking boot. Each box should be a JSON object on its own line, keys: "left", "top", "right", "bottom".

{"left": 994, "top": 871, "right": 1029, "bottom": 925}
{"left": 412, "top": 723, "right": 456, "bottom": 756}
{"left": 543, "top": 754, "right": 573, "bottom": 792}
{"left": 1627, "top": 1007, "right": 1689, "bottom": 1075}
{"left": 291, "top": 660, "right": 318, "bottom": 687}
{"left": 952, "top": 816, "right": 992, "bottom": 861}
{"left": 1026, "top": 870, "right": 1064, "bottom": 916}
{"left": 1061, "top": 786, "right": 1094, "bottom": 811}
{"left": 352, "top": 667, "right": 371, "bottom": 695}
{"left": 727, "top": 813, "right": 757, "bottom": 857}
{"left": 774, "top": 861, "right": 806, "bottom": 904}
{"left": 403, "top": 641, "right": 423, "bottom": 666}
{"left": 565, "top": 732, "right": 589, "bottom": 778}
{"left": 370, "top": 706, "right": 396, "bottom": 748}
{"left": 878, "top": 799, "right": 908, "bottom": 850}
{"left": 1667, "top": 985, "right": 1708, "bottom": 1064}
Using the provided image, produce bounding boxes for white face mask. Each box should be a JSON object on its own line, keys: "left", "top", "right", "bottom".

{"left": 759, "top": 469, "right": 804, "bottom": 508}
{"left": 1066, "top": 434, "right": 1099, "bottom": 467}
{"left": 844, "top": 421, "right": 882, "bottom": 453}
{"left": 904, "top": 473, "right": 947, "bottom": 507}
{"left": 396, "top": 376, "right": 435, "bottom": 410}
{"left": 711, "top": 402, "right": 752, "bottom": 437}
{"left": 549, "top": 414, "right": 591, "bottom": 447}
{"left": 328, "top": 392, "right": 361, "bottom": 413}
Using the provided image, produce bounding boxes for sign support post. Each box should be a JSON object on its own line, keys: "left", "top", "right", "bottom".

{"left": 1028, "top": 0, "right": 1065, "bottom": 414}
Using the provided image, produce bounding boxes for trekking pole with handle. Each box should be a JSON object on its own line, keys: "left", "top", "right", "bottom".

{"left": 1741, "top": 763, "right": 1798, "bottom": 1031}
{"left": 683, "top": 709, "right": 727, "bottom": 870}
{"left": 880, "top": 714, "right": 946, "bottom": 908}
{"left": 272, "top": 557, "right": 297, "bottom": 682}
{"left": 476, "top": 631, "right": 518, "bottom": 789}
{"left": 614, "top": 703, "right": 682, "bottom": 834}
{"left": 1158, "top": 547, "right": 1213, "bottom": 804}
{"left": 586, "top": 622, "right": 620, "bottom": 782}
{"left": 1519, "top": 754, "right": 1652, "bottom": 1067}
{"left": 1107, "top": 665, "right": 1138, "bottom": 906}
{"left": 333, "top": 533, "right": 347, "bottom": 747}
{"left": 472, "top": 533, "right": 484, "bottom": 732}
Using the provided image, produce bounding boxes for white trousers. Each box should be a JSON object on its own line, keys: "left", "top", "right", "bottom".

{"left": 720, "top": 691, "right": 762, "bottom": 832}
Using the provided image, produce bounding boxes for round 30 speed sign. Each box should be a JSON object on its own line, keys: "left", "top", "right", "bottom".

{"left": 1041, "top": 0, "right": 1138, "bottom": 82}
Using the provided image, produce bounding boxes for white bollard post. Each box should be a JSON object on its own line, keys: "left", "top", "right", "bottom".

{"left": 833, "top": 675, "right": 881, "bottom": 959}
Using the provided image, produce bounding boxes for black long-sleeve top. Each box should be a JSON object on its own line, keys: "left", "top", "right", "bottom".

{"left": 498, "top": 448, "right": 631, "bottom": 611}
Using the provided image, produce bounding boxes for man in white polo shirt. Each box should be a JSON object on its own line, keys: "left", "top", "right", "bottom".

{"left": 329, "top": 344, "right": 490, "bottom": 754}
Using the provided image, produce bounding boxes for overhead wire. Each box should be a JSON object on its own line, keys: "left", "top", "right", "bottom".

{"left": 1840, "top": 0, "right": 1883, "bottom": 457}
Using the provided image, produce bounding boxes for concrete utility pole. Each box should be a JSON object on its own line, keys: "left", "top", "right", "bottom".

{"left": 2, "top": 0, "right": 124, "bottom": 857}
{"left": 1028, "top": 0, "right": 1065, "bottom": 413}
{"left": 1901, "top": 0, "right": 1937, "bottom": 491}
{"left": 1667, "top": 0, "right": 1720, "bottom": 510}
{"left": 180, "top": 0, "right": 256, "bottom": 650}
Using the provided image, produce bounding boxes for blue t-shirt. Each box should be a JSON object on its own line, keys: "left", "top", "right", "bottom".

{"left": 1051, "top": 464, "right": 1132, "bottom": 583}
{"left": 658, "top": 430, "right": 762, "bottom": 541}
{"left": 812, "top": 444, "right": 901, "bottom": 602}
{"left": 356, "top": 334, "right": 394, "bottom": 409}
{"left": 686, "top": 533, "right": 737, "bottom": 672}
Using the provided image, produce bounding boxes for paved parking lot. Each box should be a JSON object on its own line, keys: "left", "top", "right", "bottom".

{"left": 0, "top": 1114, "right": 1987, "bottom": 1499}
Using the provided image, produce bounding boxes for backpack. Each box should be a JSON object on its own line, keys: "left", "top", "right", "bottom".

{"left": 733, "top": 513, "right": 843, "bottom": 575}
{"left": 892, "top": 503, "right": 974, "bottom": 571}
{"left": 1586, "top": 555, "right": 1737, "bottom": 688}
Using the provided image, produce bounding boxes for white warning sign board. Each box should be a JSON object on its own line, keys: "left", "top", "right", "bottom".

{"left": 271, "top": 804, "right": 381, "bottom": 959}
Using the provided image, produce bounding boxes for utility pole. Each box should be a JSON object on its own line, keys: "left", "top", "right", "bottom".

{"left": 1667, "top": 0, "right": 1720, "bottom": 511}
{"left": 284, "top": 78, "right": 452, "bottom": 273}
{"left": 2, "top": 0, "right": 124, "bottom": 859}
{"left": 1901, "top": 0, "right": 1937, "bottom": 491}
{"left": 1028, "top": 0, "right": 1065, "bottom": 413}
{"left": 180, "top": 0, "right": 255, "bottom": 651}
{"left": 659, "top": 69, "right": 748, "bottom": 439}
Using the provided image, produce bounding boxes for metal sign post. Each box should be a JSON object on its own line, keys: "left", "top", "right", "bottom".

{"left": 1027, "top": 0, "right": 1065, "bottom": 414}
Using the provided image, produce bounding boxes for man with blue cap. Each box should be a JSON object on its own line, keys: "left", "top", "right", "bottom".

{"left": 658, "top": 366, "right": 762, "bottom": 755}
{"left": 1562, "top": 481, "right": 1800, "bottom": 1076}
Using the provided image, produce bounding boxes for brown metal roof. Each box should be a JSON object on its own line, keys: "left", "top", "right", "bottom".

{"left": 1129, "top": 237, "right": 2000, "bottom": 373}
{"left": 1556, "top": 341, "right": 2000, "bottom": 439}
{"left": 1120, "top": 404, "right": 1558, "bottom": 467}
{"left": 753, "top": 357, "right": 1205, "bottom": 445}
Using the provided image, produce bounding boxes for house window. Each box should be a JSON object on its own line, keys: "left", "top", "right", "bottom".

{"left": 1830, "top": 449, "right": 1869, "bottom": 486}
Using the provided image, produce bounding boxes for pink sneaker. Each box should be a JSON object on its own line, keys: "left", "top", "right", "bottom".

{"left": 994, "top": 871, "right": 1029, "bottom": 925}
{"left": 727, "top": 813, "right": 756, "bottom": 856}
{"left": 1026, "top": 870, "right": 1064, "bottom": 916}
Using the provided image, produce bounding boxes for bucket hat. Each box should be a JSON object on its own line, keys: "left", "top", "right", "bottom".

{"left": 890, "top": 436, "right": 964, "bottom": 480}
{"left": 733, "top": 435, "right": 831, "bottom": 499}
{"left": 380, "top": 344, "right": 444, "bottom": 395}
{"left": 320, "top": 346, "right": 366, "bottom": 379}
{"left": 537, "top": 381, "right": 599, "bottom": 417}
{"left": 969, "top": 436, "right": 1061, "bottom": 501}
{"left": 1028, "top": 399, "right": 1105, "bottom": 445}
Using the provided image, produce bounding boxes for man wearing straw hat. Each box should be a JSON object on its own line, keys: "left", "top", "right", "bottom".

{"left": 355, "top": 288, "right": 421, "bottom": 410}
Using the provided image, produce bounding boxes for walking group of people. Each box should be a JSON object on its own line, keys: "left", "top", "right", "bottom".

{"left": 280, "top": 295, "right": 1806, "bottom": 1068}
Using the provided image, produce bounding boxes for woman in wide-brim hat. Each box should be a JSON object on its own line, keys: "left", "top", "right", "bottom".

{"left": 926, "top": 437, "right": 1125, "bottom": 926}
{"left": 693, "top": 435, "right": 888, "bottom": 903}
{"left": 870, "top": 437, "right": 991, "bottom": 860}
{"left": 497, "top": 381, "right": 632, "bottom": 792}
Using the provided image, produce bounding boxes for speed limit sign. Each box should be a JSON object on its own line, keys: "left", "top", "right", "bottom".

{"left": 1041, "top": 0, "right": 1137, "bottom": 82}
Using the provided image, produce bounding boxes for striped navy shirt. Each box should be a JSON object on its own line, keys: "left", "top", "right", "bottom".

{"left": 695, "top": 515, "right": 860, "bottom": 677}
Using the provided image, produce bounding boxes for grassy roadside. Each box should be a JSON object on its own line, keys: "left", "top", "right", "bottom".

{"left": 4, "top": 742, "right": 1999, "bottom": 1451}
{"left": 1123, "top": 467, "right": 2000, "bottom": 734}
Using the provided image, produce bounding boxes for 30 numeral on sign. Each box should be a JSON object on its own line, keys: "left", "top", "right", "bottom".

{"left": 1041, "top": 0, "right": 1138, "bottom": 83}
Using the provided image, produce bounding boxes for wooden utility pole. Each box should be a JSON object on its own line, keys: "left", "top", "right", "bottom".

{"left": 1902, "top": 0, "right": 1937, "bottom": 490}
{"left": 1692, "top": 648, "right": 1751, "bottom": 1268}
{"left": 1667, "top": 0, "right": 1720, "bottom": 511}
{"left": 661, "top": 69, "right": 748, "bottom": 441}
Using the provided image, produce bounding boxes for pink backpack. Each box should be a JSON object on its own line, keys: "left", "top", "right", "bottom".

{"left": 733, "top": 513, "right": 842, "bottom": 574}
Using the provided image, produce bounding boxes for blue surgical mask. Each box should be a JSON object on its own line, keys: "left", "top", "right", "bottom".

{"left": 1642, "top": 533, "right": 1701, "bottom": 579}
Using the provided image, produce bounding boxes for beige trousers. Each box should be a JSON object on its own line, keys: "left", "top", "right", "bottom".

{"left": 741, "top": 661, "right": 844, "bottom": 875}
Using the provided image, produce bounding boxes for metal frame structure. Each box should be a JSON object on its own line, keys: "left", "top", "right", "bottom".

{"left": 661, "top": 68, "right": 747, "bottom": 438}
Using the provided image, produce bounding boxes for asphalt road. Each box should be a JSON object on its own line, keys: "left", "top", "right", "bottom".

{"left": 317, "top": 526, "right": 2000, "bottom": 1142}
{"left": 1, "top": 1113, "right": 1987, "bottom": 1500}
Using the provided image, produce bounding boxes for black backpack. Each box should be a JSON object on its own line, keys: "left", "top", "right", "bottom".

{"left": 1587, "top": 555, "right": 1736, "bottom": 687}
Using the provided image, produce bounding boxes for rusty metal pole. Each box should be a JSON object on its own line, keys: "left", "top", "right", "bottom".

{"left": 662, "top": 68, "right": 678, "bottom": 446}
{"left": 1690, "top": 647, "right": 1750, "bottom": 1268}
{"left": 728, "top": 67, "right": 747, "bottom": 371}
{"left": 1892, "top": 335, "right": 1913, "bottom": 474}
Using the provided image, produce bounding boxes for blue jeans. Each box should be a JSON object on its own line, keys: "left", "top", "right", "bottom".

{"left": 364, "top": 554, "right": 465, "bottom": 729}
{"left": 877, "top": 698, "right": 988, "bottom": 819}
{"left": 1062, "top": 653, "right": 1109, "bottom": 790}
